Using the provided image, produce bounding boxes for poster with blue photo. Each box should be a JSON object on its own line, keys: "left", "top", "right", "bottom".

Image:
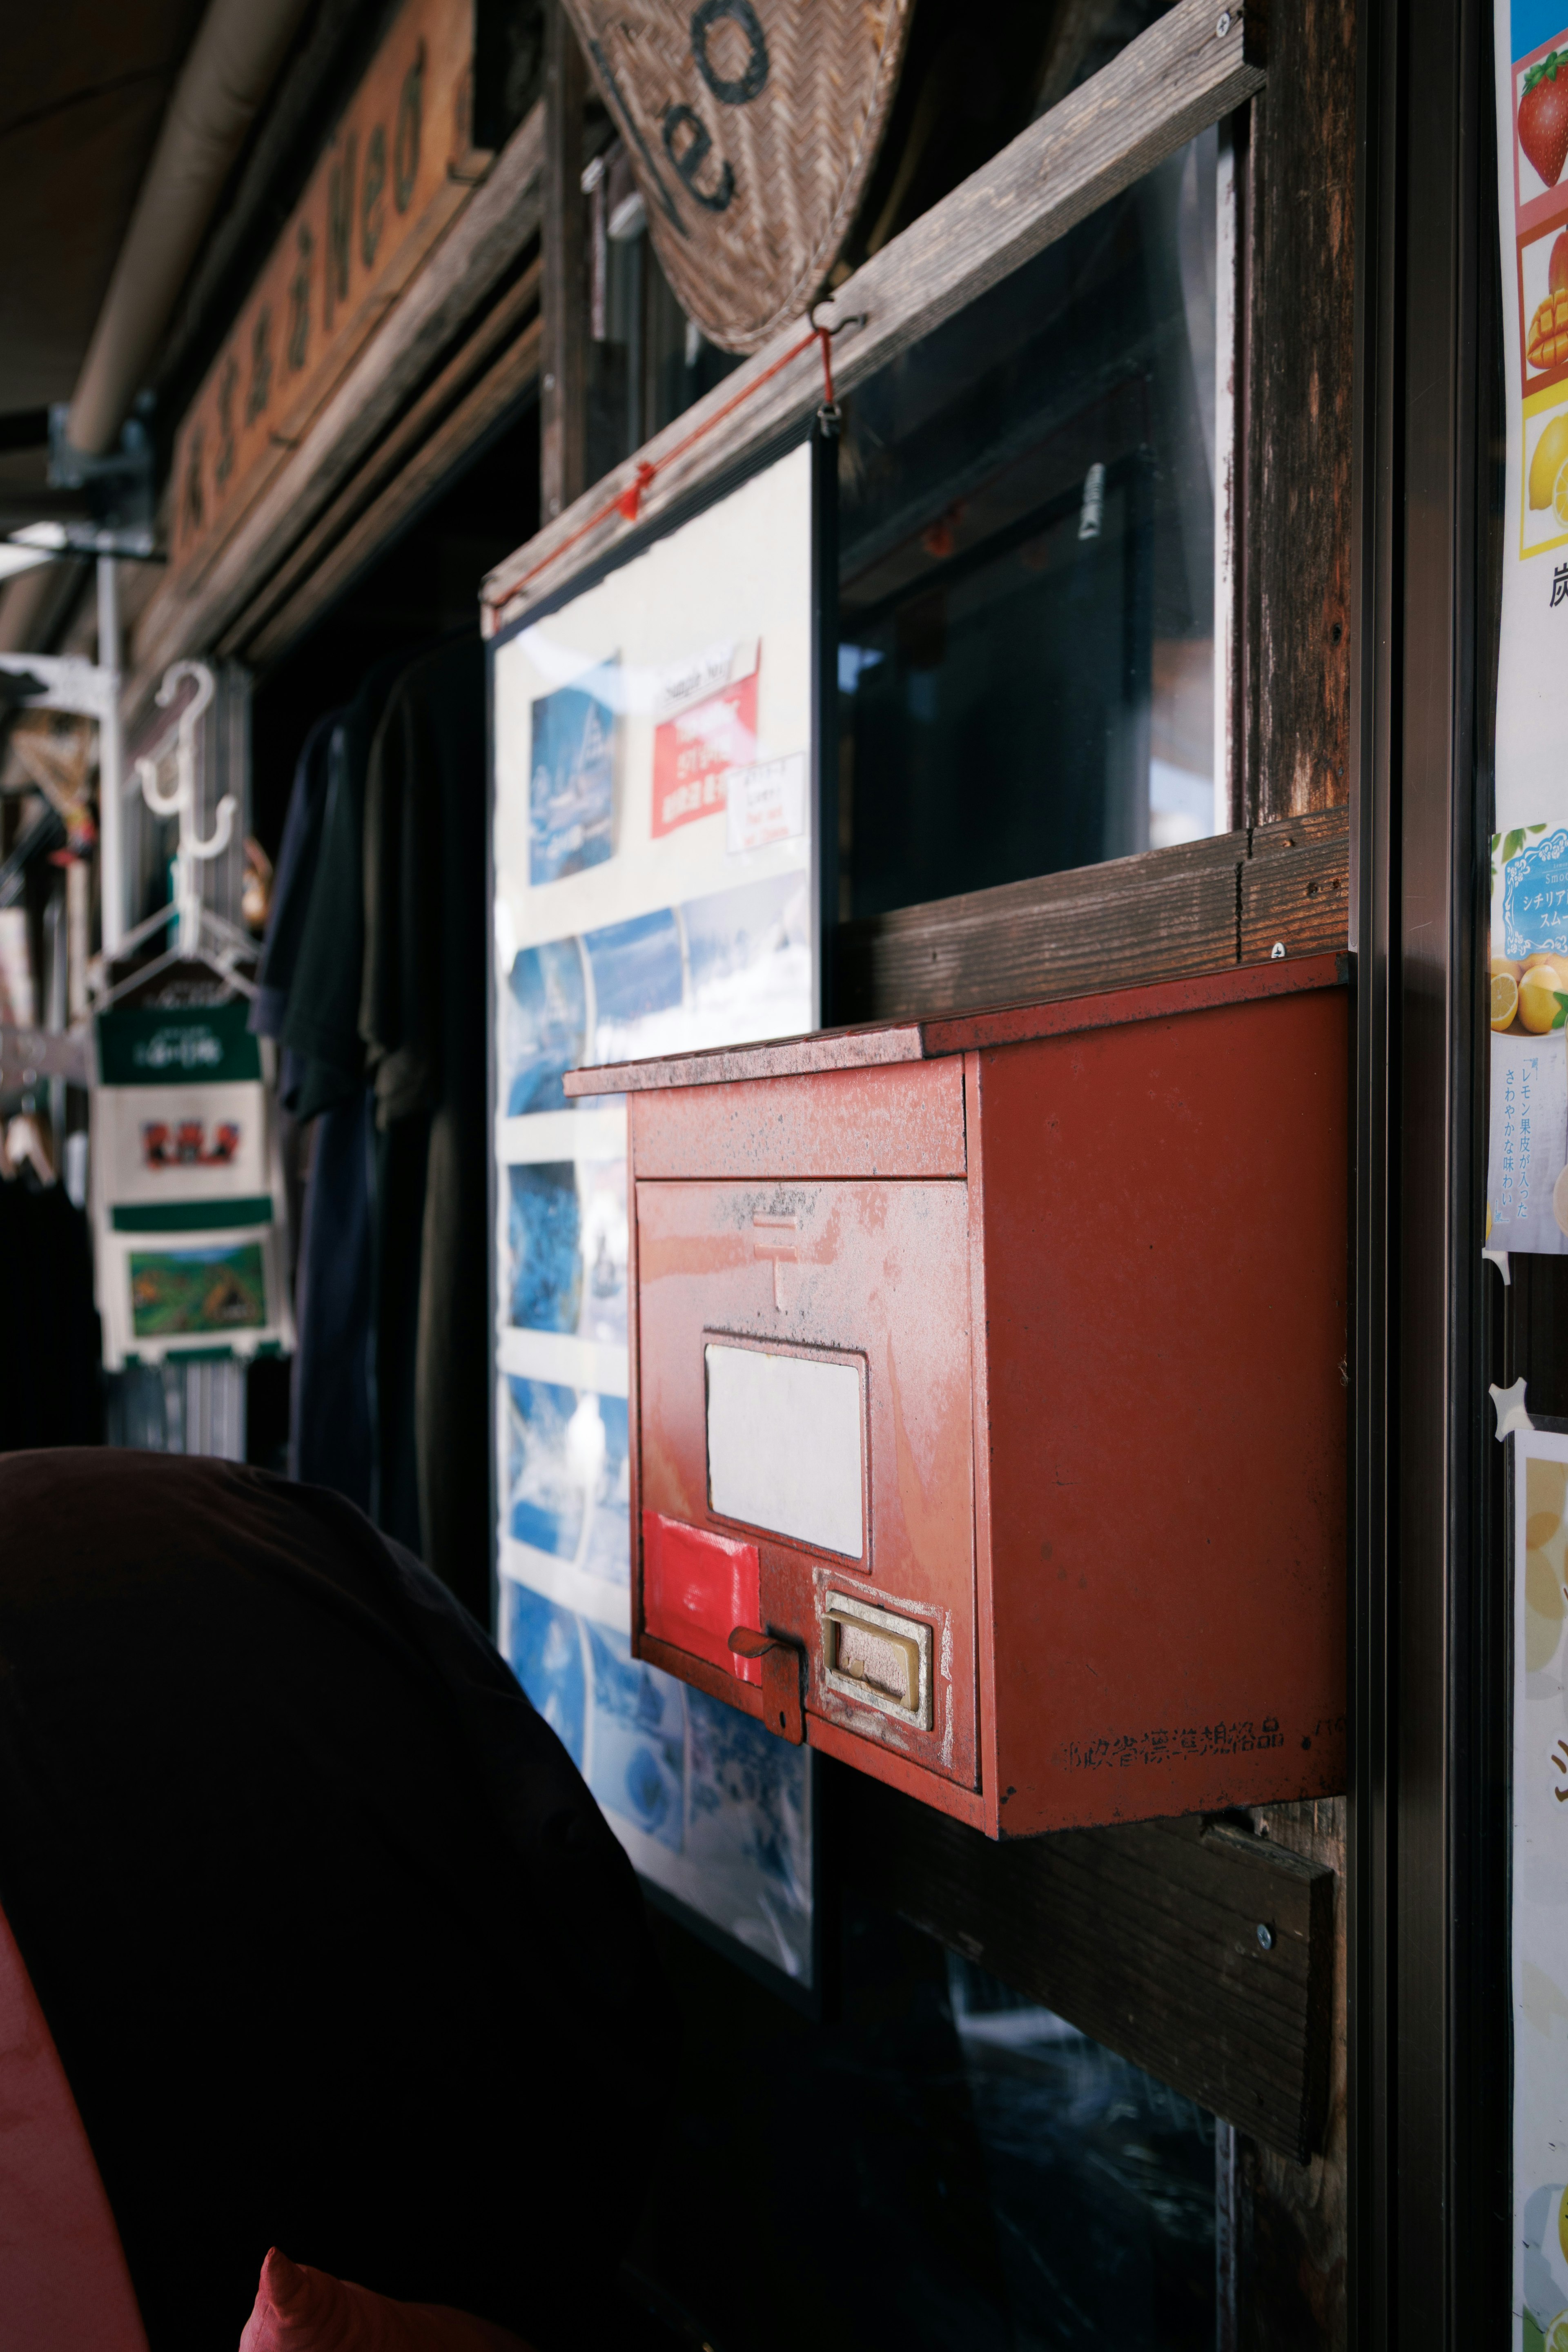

{"left": 489, "top": 439, "right": 820, "bottom": 1992}
{"left": 528, "top": 662, "right": 618, "bottom": 884}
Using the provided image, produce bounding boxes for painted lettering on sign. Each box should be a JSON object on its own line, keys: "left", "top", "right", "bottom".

{"left": 168, "top": 0, "right": 488, "bottom": 589}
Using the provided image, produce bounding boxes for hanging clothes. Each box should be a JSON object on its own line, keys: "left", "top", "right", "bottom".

{"left": 282, "top": 657, "right": 405, "bottom": 1118}
{"left": 0, "top": 1174, "right": 100, "bottom": 1448}
{"left": 273, "top": 662, "right": 404, "bottom": 1515}
{"left": 250, "top": 708, "right": 339, "bottom": 1058}
{"left": 360, "top": 637, "right": 489, "bottom": 1616}
{"left": 289, "top": 1091, "right": 375, "bottom": 1510}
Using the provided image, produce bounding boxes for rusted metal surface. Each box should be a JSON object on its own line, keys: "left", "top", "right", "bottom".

{"left": 628, "top": 1058, "right": 966, "bottom": 1182}
{"left": 923, "top": 951, "right": 1350, "bottom": 1057}
{"left": 622, "top": 972, "right": 1350, "bottom": 1834}
{"left": 637, "top": 1174, "right": 979, "bottom": 1791}
{"left": 973, "top": 983, "right": 1349, "bottom": 1833}
{"left": 563, "top": 1020, "right": 927, "bottom": 1095}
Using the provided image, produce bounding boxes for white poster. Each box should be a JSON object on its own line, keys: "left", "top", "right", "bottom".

{"left": 1512, "top": 1429, "right": 1568, "bottom": 2350}
{"left": 489, "top": 439, "right": 819, "bottom": 1987}
{"left": 1489, "top": 4, "right": 1568, "bottom": 1260}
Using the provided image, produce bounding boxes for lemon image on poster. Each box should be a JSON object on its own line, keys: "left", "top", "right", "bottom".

{"left": 1520, "top": 2180, "right": 1568, "bottom": 2342}
{"left": 1523, "top": 395, "right": 1568, "bottom": 553}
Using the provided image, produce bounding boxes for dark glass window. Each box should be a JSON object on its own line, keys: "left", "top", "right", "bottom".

{"left": 839, "top": 127, "right": 1221, "bottom": 922}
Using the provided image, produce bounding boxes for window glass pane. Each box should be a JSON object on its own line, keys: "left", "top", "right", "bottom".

{"left": 839, "top": 125, "right": 1222, "bottom": 921}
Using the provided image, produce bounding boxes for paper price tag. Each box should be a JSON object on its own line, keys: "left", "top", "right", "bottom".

{"left": 725, "top": 753, "right": 806, "bottom": 855}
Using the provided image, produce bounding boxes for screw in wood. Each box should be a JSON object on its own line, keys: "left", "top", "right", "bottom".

{"left": 1256, "top": 1922, "right": 1274, "bottom": 1950}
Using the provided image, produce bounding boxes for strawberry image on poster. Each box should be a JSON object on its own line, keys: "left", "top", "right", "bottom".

{"left": 1521, "top": 49, "right": 1568, "bottom": 190}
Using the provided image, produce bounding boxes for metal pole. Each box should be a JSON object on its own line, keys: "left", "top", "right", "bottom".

{"left": 96, "top": 553, "right": 124, "bottom": 957}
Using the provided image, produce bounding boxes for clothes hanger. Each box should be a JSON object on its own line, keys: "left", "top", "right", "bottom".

{"left": 95, "top": 662, "right": 256, "bottom": 1011}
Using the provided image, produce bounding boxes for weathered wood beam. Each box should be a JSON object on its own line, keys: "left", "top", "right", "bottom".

{"left": 1247, "top": 0, "right": 1357, "bottom": 826}
{"left": 484, "top": 0, "right": 1265, "bottom": 630}
{"left": 540, "top": 0, "right": 587, "bottom": 524}
{"left": 224, "top": 257, "right": 543, "bottom": 660}
{"left": 128, "top": 99, "right": 546, "bottom": 712}
{"left": 836, "top": 811, "right": 1350, "bottom": 1026}
{"left": 839, "top": 1768, "right": 1336, "bottom": 2165}
{"left": 242, "top": 316, "right": 544, "bottom": 663}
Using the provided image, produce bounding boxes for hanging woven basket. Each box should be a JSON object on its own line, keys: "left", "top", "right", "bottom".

{"left": 564, "top": 0, "right": 915, "bottom": 352}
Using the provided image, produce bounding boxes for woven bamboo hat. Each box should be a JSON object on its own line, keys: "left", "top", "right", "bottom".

{"left": 564, "top": 0, "right": 914, "bottom": 352}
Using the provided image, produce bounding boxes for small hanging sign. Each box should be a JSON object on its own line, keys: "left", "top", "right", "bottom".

{"left": 564, "top": 0, "right": 914, "bottom": 352}
{"left": 91, "top": 1001, "right": 293, "bottom": 1369}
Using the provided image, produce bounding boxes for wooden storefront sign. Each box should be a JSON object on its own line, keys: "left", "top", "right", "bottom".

{"left": 565, "top": 0, "right": 915, "bottom": 352}
{"left": 168, "top": 0, "right": 492, "bottom": 594}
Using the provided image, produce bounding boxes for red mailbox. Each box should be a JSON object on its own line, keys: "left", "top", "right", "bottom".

{"left": 565, "top": 955, "right": 1349, "bottom": 1836}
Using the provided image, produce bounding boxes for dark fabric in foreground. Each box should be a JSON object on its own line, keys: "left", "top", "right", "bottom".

{"left": 0, "top": 1451, "right": 675, "bottom": 2352}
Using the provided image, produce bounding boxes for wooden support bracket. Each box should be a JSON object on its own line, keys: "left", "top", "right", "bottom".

{"left": 840, "top": 1769, "right": 1334, "bottom": 2165}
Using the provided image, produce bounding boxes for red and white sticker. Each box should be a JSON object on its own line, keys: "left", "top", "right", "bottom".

{"left": 650, "top": 639, "right": 760, "bottom": 838}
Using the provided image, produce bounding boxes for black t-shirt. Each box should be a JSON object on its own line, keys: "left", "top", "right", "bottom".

{"left": 0, "top": 1450, "right": 675, "bottom": 2351}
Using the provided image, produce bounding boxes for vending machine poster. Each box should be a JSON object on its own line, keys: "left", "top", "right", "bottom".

{"left": 1491, "top": 2, "right": 1568, "bottom": 1260}
{"left": 488, "top": 437, "right": 823, "bottom": 1995}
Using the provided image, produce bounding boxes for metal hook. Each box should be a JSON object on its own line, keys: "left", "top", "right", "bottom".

{"left": 186, "top": 793, "right": 238, "bottom": 862}
{"left": 136, "top": 749, "right": 185, "bottom": 818}
{"left": 135, "top": 658, "right": 231, "bottom": 955}
{"left": 138, "top": 659, "right": 216, "bottom": 822}
{"left": 156, "top": 658, "right": 216, "bottom": 736}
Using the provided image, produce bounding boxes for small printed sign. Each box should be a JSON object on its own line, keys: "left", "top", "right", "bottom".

{"left": 726, "top": 752, "right": 806, "bottom": 856}
{"left": 651, "top": 654, "right": 758, "bottom": 838}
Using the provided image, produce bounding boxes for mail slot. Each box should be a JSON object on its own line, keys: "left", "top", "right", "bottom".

{"left": 565, "top": 954, "right": 1350, "bottom": 1836}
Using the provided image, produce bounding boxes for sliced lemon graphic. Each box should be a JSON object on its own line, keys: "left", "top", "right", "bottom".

{"left": 1520, "top": 962, "right": 1567, "bottom": 1034}
{"left": 1546, "top": 2311, "right": 1568, "bottom": 2352}
{"left": 1531, "top": 414, "right": 1568, "bottom": 510}
{"left": 1494, "top": 970, "right": 1521, "bottom": 1029}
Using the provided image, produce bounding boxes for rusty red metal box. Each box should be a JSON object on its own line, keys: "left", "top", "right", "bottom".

{"left": 564, "top": 956, "right": 1350, "bottom": 1837}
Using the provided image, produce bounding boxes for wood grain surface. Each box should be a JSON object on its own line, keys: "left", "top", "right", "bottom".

{"left": 541, "top": 1, "right": 587, "bottom": 522}
{"left": 1240, "top": 806, "right": 1354, "bottom": 965}
{"left": 1245, "top": 0, "right": 1357, "bottom": 826}
{"left": 128, "top": 100, "right": 546, "bottom": 715}
{"left": 240, "top": 310, "right": 543, "bottom": 661}
{"left": 837, "top": 812, "right": 1350, "bottom": 1026}
{"left": 227, "top": 257, "right": 542, "bottom": 660}
{"left": 838, "top": 1769, "right": 1335, "bottom": 2164}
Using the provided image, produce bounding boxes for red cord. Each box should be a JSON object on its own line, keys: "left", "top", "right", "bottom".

{"left": 505, "top": 318, "right": 839, "bottom": 601}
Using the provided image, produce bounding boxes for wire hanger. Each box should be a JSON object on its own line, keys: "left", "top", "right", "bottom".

{"left": 96, "top": 661, "right": 256, "bottom": 1009}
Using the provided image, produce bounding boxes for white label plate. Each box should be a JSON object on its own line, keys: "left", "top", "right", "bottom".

{"left": 705, "top": 1342, "right": 863, "bottom": 1558}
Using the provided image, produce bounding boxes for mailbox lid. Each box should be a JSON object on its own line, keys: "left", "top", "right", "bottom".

{"left": 635, "top": 1175, "right": 979, "bottom": 1787}
{"left": 629, "top": 1056, "right": 967, "bottom": 1181}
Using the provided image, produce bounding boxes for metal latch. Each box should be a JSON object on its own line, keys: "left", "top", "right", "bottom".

{"left": 728, "top": 1626, "right": 805, "bottom": 1744}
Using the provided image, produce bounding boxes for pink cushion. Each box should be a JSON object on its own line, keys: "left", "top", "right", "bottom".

{"left": 0, "top": 1903, "right": 149, "bottom": 2352}
{"left": 239, "top": 2248, "right": 533, "bottom": 2352}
